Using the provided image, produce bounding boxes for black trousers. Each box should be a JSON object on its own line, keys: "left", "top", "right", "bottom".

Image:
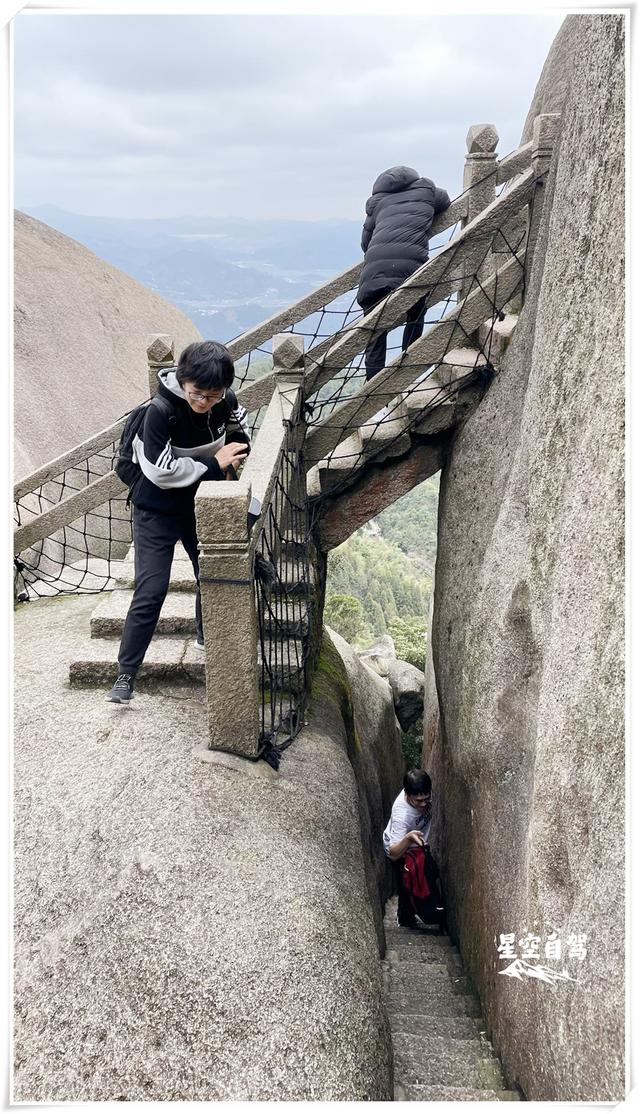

{"left": 394, "top": 858, "right": 417, "bottom": 924}
{"left": 118, "top": 506, "right": 203, "bottom": 675}
{"left": 359, "top": 291, "right": 427, "bottom": 381}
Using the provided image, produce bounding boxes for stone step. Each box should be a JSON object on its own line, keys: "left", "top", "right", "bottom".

{"left": 388, "top": 1014, "right": 483, "bottom": 1040}
{"left": 90, "top": 588, "right": 310, "bottom": 645}
{"left": 387, "top": 969, "right": 475, "bottom": 997}
{"left": 414, "top": 399, "right": 458, "bottom": 436}
{"left": 382, "top": 959, "right": 454, "bottom": 980}
{"left": 69, "top": 637, "right": 305, "bottom": 691}
{"left": 385, "top": 947, "right": 463, "bottom": 974}
{"left": 477, "top": 312, "right": 519, "bottom": 363}
{"left": 384, "top": 927, "right": 454, "bottom": 947}
{"left": 392, "top": 1035, "right": 505, "bottom": 1090}
{"left": 114, "top": 550, "right": 315, "bottom": 598}
{"left": 386, "top": 990, "right": 482, "bottom": 1019}
{"left": 260, "top": 599, "right": 310, "bottom": 639}
{"left": 91, "top": 589, "right": 196, "bottom": 639}
{"left": 392, "top": 1032, "right": 497, "bottom": 1062}
{"left": 438, "top": 345, "right": 489, "bottom": 385}
{"left": 395, "top": 1084, "right": 520, "bottom": 1101}
{"left": 114, "top": 555, "right": 197, "bottom": 593}
{"left": 318, "top": 431, "right": 364, "bottom": 492}
{"left": 360, "top": 408, "right": 412, "bottom": 463}
{"left": 401, "top": 369, "right": 450, "bottom": 416}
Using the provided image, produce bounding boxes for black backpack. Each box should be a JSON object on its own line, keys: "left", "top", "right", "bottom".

{"left": 114, "top": 394, "right": 176, "bottom": 502}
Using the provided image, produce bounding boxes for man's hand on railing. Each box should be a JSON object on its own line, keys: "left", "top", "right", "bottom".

{"left": 215, "top": 441, "right": 249, "bottom": 475}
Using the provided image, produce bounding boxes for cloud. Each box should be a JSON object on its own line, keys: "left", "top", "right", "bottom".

{"left": 13, "top": 11, "right": 565, "bottom": 219}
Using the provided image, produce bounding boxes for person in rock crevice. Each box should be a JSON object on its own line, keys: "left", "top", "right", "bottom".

{"left": 357, "top": 165, "right": 450, "bottom": 382}
{"left": 106, "top": 340, "right": 250, "bottom": 704}
{"left": 383, "top": 768, "right": 441, "bottom": 929}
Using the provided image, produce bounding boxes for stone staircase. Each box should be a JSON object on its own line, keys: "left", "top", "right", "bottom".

{"left": 309, "top": 314, "right": 518, "bottom": 500}
{"left": 69, "top": 542, "right": 310, "bottom": 693}
{"left": 383, "top": 899, "right": 520, "bottom": 1102}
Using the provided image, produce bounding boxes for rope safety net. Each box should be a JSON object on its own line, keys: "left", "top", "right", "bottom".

{"left": 253, "top": 387, "right": 312, "bottom": 761}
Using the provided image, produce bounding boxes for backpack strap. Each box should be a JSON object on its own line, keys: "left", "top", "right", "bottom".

{"left": 149, "top": 393, "right": 177, "bottom": 425}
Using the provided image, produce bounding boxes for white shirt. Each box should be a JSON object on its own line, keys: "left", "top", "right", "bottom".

{"left": 383, "top": 790, "right": 431, "bottom": 858}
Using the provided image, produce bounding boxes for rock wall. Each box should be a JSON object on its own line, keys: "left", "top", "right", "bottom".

{"left": 13, "top": 599, "right": 404, "bottom": 1101}
{"left": 14, "top": 211, "right": 201, "bottom": 479}
{"left": 427, "top": 15, "right": 624, "bottom": 1102}
{"left": 314, "top": 629, "right": 406, "bottom": 950}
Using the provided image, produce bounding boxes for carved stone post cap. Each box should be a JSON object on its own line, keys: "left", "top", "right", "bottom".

{"left": 466, "top": 123, "right": 499, "bottom": 154}
{"left": 532, "top": 112, "right": 562, "bottom": 150}
{"left": 273, "top": 333, "right": 305, "bottom": 370}
{"left": 146, "top": 334, "right": 175, "bottom": 363}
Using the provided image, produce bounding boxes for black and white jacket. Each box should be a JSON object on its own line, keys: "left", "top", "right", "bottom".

{"left": 131, "top": 367, "right": 251, "bottom": 515}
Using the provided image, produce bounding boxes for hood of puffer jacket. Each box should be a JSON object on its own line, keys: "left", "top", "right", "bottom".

{"left": 371, "top": 166, "right": 420, "bottom": 195}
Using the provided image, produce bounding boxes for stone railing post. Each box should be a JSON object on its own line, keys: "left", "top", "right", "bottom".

{"left": 196, "top": 482, "right": 261, "bottom": 758}
{"left": 273, "top": 332, "right": 305, "bottom": 438}
{"left": 525, "top": 113, "right": 562, "bottom": 286}
{"left": 460, "top": 123, "right": 499, "bottom": 305}
{"left": 195, "top": 333, "right": 307, "bottom": 760}
{"left": 146, "top": 334, "right": 175, "bottom": 397}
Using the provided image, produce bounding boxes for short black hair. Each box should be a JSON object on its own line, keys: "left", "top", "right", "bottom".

{"left": 403, "top": 769, "right": 432, "bottom": 796}
{"left": 176, "top": 340, "right": 235, "bottom": 391}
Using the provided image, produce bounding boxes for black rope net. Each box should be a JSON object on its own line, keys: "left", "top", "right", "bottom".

{"left": 13, "top": 437, "right": 132, "bottom": 601}
{"left": 253, "top": 392, "right": 313, "bottom": 767}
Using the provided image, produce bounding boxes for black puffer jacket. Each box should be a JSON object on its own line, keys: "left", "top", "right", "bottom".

{"left": 357, "top": 166, "right": 450, "bottom": 305}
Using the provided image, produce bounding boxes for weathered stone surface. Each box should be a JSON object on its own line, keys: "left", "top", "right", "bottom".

{"left": 321, "top": 628, "right": 405, "bottom": 953}
{"left": 427, "top": 15, "right": 625, "bottom": 1102}
{"left": 386, "top": 658, "right": 425, "bottom": 731}
{"left": 315, "top": 438, "right": 446, "bottom": 551}
{"left": 466, "top": 123, "right": 499, "bottom": 154}
{"left": 357, "top": 634, "right": 396, "bottom": 677}
{"left": 146, "top": 333, "right": 174, "bottom": 364}
{"left": 520, "top": 17, "right": 583, "bottom": 142}
{"left": 14, "top": 212, "right": 201, "bottom": 479}
{"left": 13, "top": 596, "right": 398, "bottom": 1101}
{"left": 273, "top": 332, "right": 305, "bottom": 370}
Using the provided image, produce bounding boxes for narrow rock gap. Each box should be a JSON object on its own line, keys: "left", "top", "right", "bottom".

{"left": 382, "top": 897, "right": 521, "bottom": 1102}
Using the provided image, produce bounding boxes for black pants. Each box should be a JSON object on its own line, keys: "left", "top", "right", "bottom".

{"left": 359, "top": 291, "right": 427, "bottom": 381}
{"left": 118, "top": 506, "right": 203, "bottom": 675}
{"left": 394, "top": 858, "right": 417, "bottom": 924}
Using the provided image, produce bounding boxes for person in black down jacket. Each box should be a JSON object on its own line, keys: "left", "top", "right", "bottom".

{"left": 357, "top": 165, "right": 450, "bottom": 380}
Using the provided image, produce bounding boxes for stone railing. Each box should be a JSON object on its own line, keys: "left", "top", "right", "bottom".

{"left": 13, "top": 123, "right": 546, "bottom": 524}
{"left": 303, "top": 114, "right": 561, "bottom": 467}
{"left": 195, "top": 334, "right": 309, "bottom": 759}
{"left": 13, "top": 116, "right": 559, "bottom": 754}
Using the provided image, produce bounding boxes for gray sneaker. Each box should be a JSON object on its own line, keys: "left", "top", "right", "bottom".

{"left": 194, "top": 637, "right": 205, "bottom": 651}
{"left": 106, "top": 673, "right": 135, "bottom": 703}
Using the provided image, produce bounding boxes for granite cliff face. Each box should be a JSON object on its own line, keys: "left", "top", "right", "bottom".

{"left": 14, "top": 211, "right": 201, "bottom": 479}
{"left": 426, "top": 15, "right": 624, "bottom": 1101}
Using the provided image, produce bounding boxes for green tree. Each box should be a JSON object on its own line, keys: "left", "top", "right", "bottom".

{"left": 324, "top": 593, "right": 367, "bottom": 644}
{"left": 388, "top": 616, "right": 428, "bottom": 672}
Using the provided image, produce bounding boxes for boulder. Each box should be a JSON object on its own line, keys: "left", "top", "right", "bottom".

{"left": 323, "top": 626, "right": 406, "bottom": 943}
{"left": 14, "top": 211, "right": 201, "bottom": 479}
{"left": 429, "top": 15, "right": 624, "bottom": 1102}
{"left": 13, "top": 598, "right": 404, "bottom": 1101}
{"left": 386, "top": 659, "right": 424, "bottom": 731}
{"left": 356, "top": 634, "right": 396, "bottom": 677}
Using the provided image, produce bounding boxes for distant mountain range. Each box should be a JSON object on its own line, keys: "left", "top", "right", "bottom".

{"left": 22, "top": 205, "right": 363, "bottom": 342}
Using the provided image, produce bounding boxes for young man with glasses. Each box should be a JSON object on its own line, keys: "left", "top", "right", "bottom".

{"left": 106, "top": 340, "right": 250, "bottom": 703}
{"left": 383, "top": 768, "right": 435, "bottom": 928}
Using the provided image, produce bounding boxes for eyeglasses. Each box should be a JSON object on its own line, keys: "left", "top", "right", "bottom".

{"left": 186, "top": 389, "right": 225, "bottom": 404}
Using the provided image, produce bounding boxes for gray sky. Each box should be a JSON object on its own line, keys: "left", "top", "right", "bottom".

{"left": 13, "top": 12, "right": 564, "bottom": 221}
